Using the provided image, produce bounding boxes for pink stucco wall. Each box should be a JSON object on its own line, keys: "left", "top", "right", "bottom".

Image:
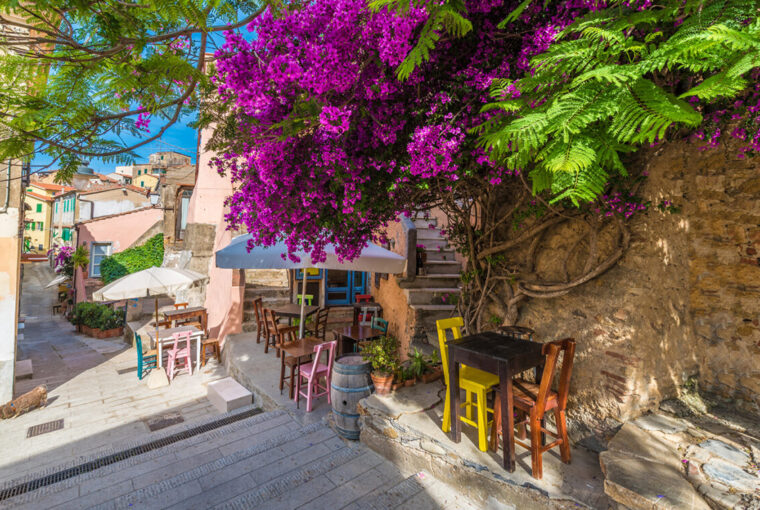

{"left": 187, "top": 127, "right": 244, "bottom": 343}
{"left": 75, "top": 207, "right": 162, "bottom": 302}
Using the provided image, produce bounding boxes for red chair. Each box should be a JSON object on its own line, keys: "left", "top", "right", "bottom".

{"left": 355, "top": 294, "right": 373, "bottom": 323}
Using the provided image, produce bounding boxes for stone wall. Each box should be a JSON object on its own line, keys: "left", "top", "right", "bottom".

{"left": 508, "top": 140, "right": 760, "bottom": 439}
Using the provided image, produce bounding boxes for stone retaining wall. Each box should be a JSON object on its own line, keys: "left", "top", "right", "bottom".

{"left": 511, "top": 140, "right": 760, "bottom": 439}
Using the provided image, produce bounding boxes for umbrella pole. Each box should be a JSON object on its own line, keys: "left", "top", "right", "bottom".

{"left": 154, "top": 296, "right": 159, "bottom": 340}
{"left": 298, "top": 270, "right": 307, "bottom": 339}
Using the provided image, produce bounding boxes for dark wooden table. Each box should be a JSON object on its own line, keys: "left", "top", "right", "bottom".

{"left": 277, "top": 336, "right": 321, "bottom": 404}
{"left": 333, "top": 325, "right": 385, "bottom": 355}
{"left": 447, "top": 331, "right": 544, "bottom": 471}
{"left": 271, "top": 304, "right": 319, "bottom": 324}
{"left": 351, "top": 302, "right": 382, "bottom": 325}
{"left": 163, "top": 306, "right": 207, "bottom": 333}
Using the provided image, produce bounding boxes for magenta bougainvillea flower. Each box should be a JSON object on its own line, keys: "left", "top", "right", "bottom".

{"left": 212, "top": 0, "right": 662, "bottom": 262}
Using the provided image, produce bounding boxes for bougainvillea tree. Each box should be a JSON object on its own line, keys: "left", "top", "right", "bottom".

{"left": 210, "top": 0, "right": 760, "bottom": 329}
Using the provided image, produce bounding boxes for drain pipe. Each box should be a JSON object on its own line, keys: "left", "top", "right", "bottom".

{"left": 0, "top": 161, "right": 10, "bottom": 213}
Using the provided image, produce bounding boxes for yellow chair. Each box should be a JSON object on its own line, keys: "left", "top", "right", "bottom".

{"left": 437, "top": 317, "right": 500, "bottom": 451}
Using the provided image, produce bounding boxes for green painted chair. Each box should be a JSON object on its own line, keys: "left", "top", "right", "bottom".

{"left": 371, "top": 316, "right": 388, "bottom": 333}
{"left": 294, "top": 294, "right": 314, "bottom": 326}
{"left": 135, "top": 333, "right": 158, "bottom": 380}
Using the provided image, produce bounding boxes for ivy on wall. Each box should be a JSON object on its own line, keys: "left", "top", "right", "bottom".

{"left": 100, "top": 234, "right": 164, "bottom": 284}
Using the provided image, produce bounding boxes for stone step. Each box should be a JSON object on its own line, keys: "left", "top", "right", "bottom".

{"left": 416, "top": 228, "right": 445, "bottom": 240}
{"left": 424, "top": 248, "right": 456, "bottom": 261}
{"left": 415, "top": 237, "right": 448, "bottom": 250}
{"left": 405, "top": 288, "right": 461, "bottom": 305}
{"left": 412, "top": 217, "right": 437, "bottom": 229}
{"left": 399, "top": 274, "right": 461, "bottom": 289}
{"left": 409, "top": 304, "right": 459, "bottom": 347}
{"left": 424, "top": 260, "right": 461, "bottom": 274}
{"left": 347, "top": 470, "right": 481, "bottom": 510}
{"left": 242, "top": 295, "right": 290, "bottom": 310}
{"left": 243, "top": 286, "right": 289, "bottom": 300}
{"left": 0, "top": 406, "right": 292, "bottom": 509}
{"left": 86, "top": 422, "right": 339, "bottom": 510}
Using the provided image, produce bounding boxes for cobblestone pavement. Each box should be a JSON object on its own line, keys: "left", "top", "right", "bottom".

{"left": 0, "top": 408, "right": 481, "bottom": 510}
{"left": 2, "top": 263, "right": 226, "bottom": 481}
{"left": 1, "top": 264, "right": 481, "bottom": 510}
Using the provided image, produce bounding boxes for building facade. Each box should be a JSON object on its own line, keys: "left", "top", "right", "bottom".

{"left": 23, "top": 191, "right": 53, "bottom": 253}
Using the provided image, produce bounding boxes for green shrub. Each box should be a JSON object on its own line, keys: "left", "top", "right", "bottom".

{"left": 69, "top": 302, "right": 123, "bottom": 329}
{"left": 362, "top": 335, "right": 399, "bottom": 376}
{"left": 100, "top": 234, "right": 164, "bottom": 284}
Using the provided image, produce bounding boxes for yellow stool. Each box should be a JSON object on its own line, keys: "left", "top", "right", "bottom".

{"left": 437, "top": 317, "right": 499, "bottom": 451}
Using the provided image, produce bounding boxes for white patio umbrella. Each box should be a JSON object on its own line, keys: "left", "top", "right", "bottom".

{"left": 215, "top": 235, "right": 406, "bottom": 338}
{"left": 92, "top": 266, "right": 207, "bottom": 336}
{"left": 45, "top": 274, "right": 69, "bottom": 289}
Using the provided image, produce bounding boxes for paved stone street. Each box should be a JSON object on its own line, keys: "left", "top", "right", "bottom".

{"left": 2, "top": 263, "right": 226, "bottom": 480}
{"left": 0, "top": 264, "right": 480, "bottom": 509}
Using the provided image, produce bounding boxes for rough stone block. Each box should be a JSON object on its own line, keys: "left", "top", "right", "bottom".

{"left": 600, "top": 450, "right": 711, "bottom": 510}
{"left": 15, "top": 359, "right": 33, "bottom": 380}
{"left": 207, "top": 377, "right": 252, "bottom": 413}
{"left": 632, "top": 413, "right": 687, "bottom": 434}
{"left": 702, "top": 459, "right": 760, "bottom": 492}
{"left": 606, "top": 423, "right": 682, "bottom": 470}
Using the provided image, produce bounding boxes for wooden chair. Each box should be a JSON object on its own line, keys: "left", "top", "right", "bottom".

{"left": 490, "top": 338, "right": 575, "bottom": 479}
{"left": 307, "top": 307, "right": 330, "bottom": 340}
{"left": 295, "top": 340, "right": 337, "bottom": 412}
{"left": 276, "top": 325, "right": 313, "bottom": 399}
{"left": 201, "top": 338, "right": 221, "bottom": 366}
{"left": 252, "top": 297, "right": 264, "bottom": 344}
{"left": 135, "top": 333, "right": 158, "bottom": 380}
{"left": 294, "top": 294, "right": 314, "bottom": 327}
{"left": 437, "top": 317, "right": 499, "bottom": 452}
{"left": 355, "top": 294, "right": 372, "bottom": 303}
{"left": 165, "top": 331, "right": 193, "bottom": 382}
{"left": 371, "top": 316, "right": 388, "bottom": 333}
{"left": 263, "top": 308, "right": 290, "bottom": 356}
{"left": 173, "top": 302, "right": 189, "bottom": 310}
{"left": 359, "top": 306, "right": 379, "bottom": 326}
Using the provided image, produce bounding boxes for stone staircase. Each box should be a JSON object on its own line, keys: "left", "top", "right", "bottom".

{"left": 0, "top": 407, "right": 479, "bottom": 509}
{"left": 241, "top": 269, "right": 290, "bottom": 332}
{"left": 402, "top": 216, "right": 462, "bottom": 346}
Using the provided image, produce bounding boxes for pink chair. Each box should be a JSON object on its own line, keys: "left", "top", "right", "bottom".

{"left": 166, "top": 331, "right": 192, "bottom": 382}
{"left": 295, "top": 341, "right": 337, "bottom": 412}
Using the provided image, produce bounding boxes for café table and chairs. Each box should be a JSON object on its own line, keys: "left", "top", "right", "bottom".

{"left": 271, "top": 303, "right": 319, "bottom": 326}
{"left": 490, "top": 338, "right": 576, "bottom": 479}
{"left": 145, "top": 325, "right": 204, "bottom": 373}
{"left": 163, "top": 305, "right": 207, "bottom": 332}
{"left": 439, "top": 317, "right": 564, "bottom": 475}
{"left": 333, "top": 325, "right": 385, "bottom": 355}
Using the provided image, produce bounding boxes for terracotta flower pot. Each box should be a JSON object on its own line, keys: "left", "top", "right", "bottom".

{"left": 403, "top": 378, "right": 415, "bottom": 387}
{"left": 421, "top": 367, "right": 443, "bottom": 383}
{"left": 371, "top": 372, "right": 394, "bottom": 396}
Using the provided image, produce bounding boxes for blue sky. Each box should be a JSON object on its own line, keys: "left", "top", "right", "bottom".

{"left": 31, "top": 117, "right": 198, "bottom": 175}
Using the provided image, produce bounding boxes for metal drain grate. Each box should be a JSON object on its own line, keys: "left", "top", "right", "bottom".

{"left": 27, "top": 419, "right": 64, "bottom": 438}
{"left": 0, "top": 407, "right": 262, "bottom": 502}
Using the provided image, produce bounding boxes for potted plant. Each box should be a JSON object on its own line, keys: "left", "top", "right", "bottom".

{"left": 408, "top": 348, "right": 428, "bottom": 383}
{"left": 95, "top": 306, "right": 124, "bottom": 338}
{"left": 402, "top": 366, "right": 416, "bottom": 387}
{"left": 362, "top": 335, "right": 399, "bottom": 396}
{"left": 421, "top": 350, "right": 443, "bottom": 383}
{"left": 415, "top": 244, "right": 427, "bottom": 275}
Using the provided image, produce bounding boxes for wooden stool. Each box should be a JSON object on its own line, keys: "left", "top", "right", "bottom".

{"left": 201, "top": 338, "right": 221, "bottom": 366}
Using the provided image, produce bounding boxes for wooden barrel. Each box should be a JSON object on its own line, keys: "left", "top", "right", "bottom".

{"left": 330, "top": 355, "right": 373, "bottom": 440}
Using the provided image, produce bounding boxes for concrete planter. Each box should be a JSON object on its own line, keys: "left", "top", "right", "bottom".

{"left": 81, "top": 325, "right": 124, "bottom": 338}
{"left": 94, "top": 327, "right": 123, "bottom": 339}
